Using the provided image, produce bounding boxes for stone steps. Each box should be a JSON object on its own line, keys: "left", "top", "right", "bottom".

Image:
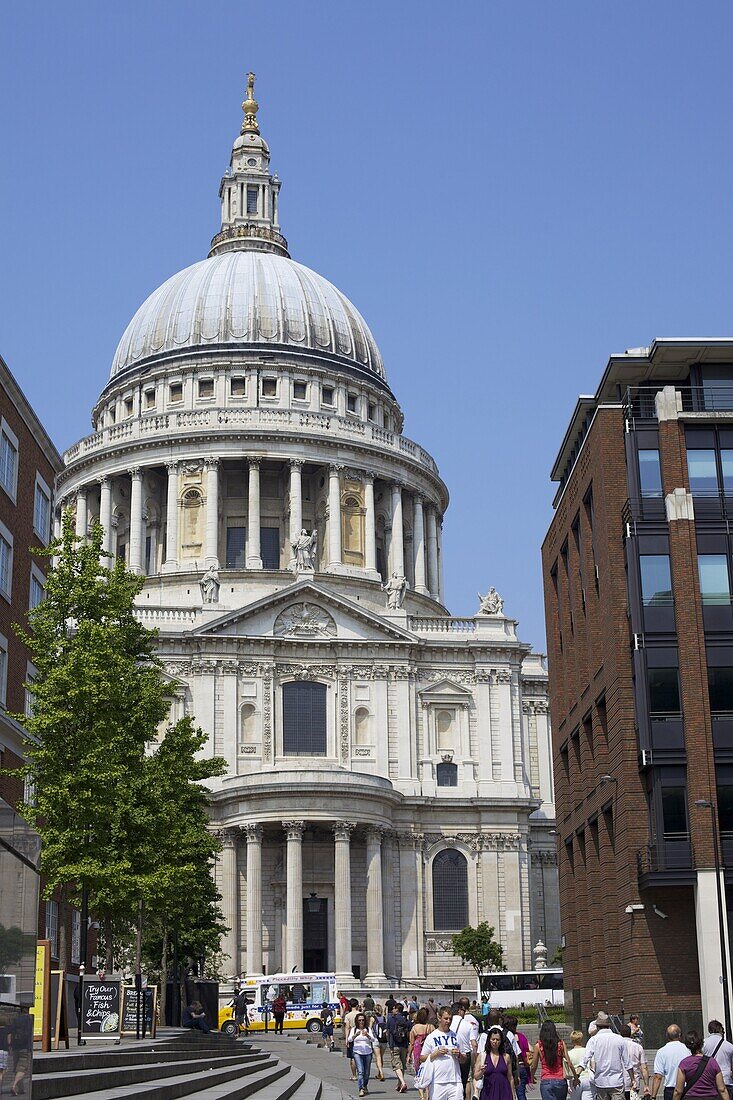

{"left": 32, "top": 1031, "right": 324, "bottom": 1100}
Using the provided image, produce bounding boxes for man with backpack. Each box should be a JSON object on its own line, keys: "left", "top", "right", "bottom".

{"left": 388, "top": 1001, "right": 411, "bottom": 1092}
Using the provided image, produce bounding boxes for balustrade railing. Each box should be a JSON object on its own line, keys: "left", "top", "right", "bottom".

{"left": 63, "top": 407, "right": 439, "bottom": 475}
{"left": 408, "top": 616, "right": 476, "bottom": 633}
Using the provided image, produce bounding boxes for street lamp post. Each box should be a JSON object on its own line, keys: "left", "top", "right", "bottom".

{"left": 695, "top": 798, "right": 732, "bottom": 1037}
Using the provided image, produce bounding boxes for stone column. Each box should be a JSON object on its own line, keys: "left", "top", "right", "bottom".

{"left": 364, "top": 475, "right": 377, "bottom": 573}
{"left": 75, "top": 488, "right": 88, "bottom": 541}
{"left": 365, "top": 827, "right": 387, "bottom": 983}
{"left": 426, "top": 507, "right": 439, "bottom": 599}
{"left": 328, "top": 466, "right": 342, "bottom": 568}
{"left": 284, "top": 820, "right": 305, "bottom": 972}
{"left": 163, "top": 462, "right": 179, "bottom": 572}
{"left": 219, "top": 827, "right": 240, "bottom": 973}
{"left": 247, "top": 460, "right": 263, "bottom": 569}
{"left": 129, "top": 467, "right": 144, "bottom": 574}
{"left": 245, "top": 824, "right": 264, "bottom": 975}
{"left": 332, "top": 821, "right": 355, "bottom": 983}
{"left": 390, "top": 484, "right": 405, "bottom": 577}
{"left": 289, "top": 460, "right": 303, "bottom": 568}
{"left": 437, "top": 517, "right": 445, "bottom": 603}
{"left": 99, "top": 476, "right": 113, "bottom": 558}
{"left": 413, "top": 494, "right": 428, "bottom": 595}
{"left": 205, "top": 459, "right": 220, "bottom": 566}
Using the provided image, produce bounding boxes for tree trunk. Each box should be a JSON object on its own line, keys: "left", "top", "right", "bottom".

{"left": 58, "top": 886, "right": 69, "bottom": 969}
{"left": 159, "top": 926, "right": 168, "bottom": 1025}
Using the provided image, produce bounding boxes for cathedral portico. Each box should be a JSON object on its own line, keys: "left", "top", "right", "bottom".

{"left": 61, "top": 76, "right": 560, "bottom": 989}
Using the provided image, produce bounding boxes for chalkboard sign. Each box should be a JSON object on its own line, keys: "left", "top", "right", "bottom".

{"left": 120, "top": 986, "right": 156, "bottom": 1037}
{"left": 80, "top": 979, "right": 121, "bottom": 1041}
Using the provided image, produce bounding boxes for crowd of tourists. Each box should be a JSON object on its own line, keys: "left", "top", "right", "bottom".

{"left": 335, "top": 998, "right": 733, "bottom": 1100}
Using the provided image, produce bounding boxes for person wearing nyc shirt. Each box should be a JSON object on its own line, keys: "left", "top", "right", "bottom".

{"left": 421, "top": 1006, "right": 467, "bottom": 1100}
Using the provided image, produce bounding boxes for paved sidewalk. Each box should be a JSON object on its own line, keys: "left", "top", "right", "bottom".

{"left": 252, "top": 1034, "right": 415, "bottom": 1100}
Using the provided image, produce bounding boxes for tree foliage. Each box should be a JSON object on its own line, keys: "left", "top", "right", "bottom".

{"left": 9, "top": 512, "right": 228, "bottom": 969}
{"left": 451, "top": 922, "right": 505, "bottom": 979}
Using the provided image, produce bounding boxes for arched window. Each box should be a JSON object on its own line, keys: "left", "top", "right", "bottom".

{"left": 436, "top": 761, "right": 458, "bottom": 787}
{"left": 354, "top": 707, "right": 370, "bottom": 746}
{"left": 282, "top": 681, "right": 327, "bottom": 756}
{"left": 240, "top": 704, "right": 257, "bottom": 745}
{"left": 342, "top": 493, "right": 365, "bottom": 567}
{"left": 436, "top": 709, "right": 454, "bottom": 750}
{"left": 432, "top": 848, "right": 468, "bottom": 930}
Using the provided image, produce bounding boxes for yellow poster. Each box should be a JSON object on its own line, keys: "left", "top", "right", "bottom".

{"left": 32, "top": 941, "right": 49, "bottom": 1041}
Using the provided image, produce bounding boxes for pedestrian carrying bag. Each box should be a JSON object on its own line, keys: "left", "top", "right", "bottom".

{"left": 414, "top": 1055, "right": 435, "bottom": 1092}
{"left": 682, "top": 1056, "right": 711, "bottom": 1096}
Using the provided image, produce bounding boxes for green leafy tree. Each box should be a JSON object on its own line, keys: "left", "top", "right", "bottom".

{"left": 11, "top": 512, "right": 227, "bottom": 971}
{"left": 0, "top": 924, "right": 28, "bottom": 974}
{"left": 451, "top": 922, "right": 505, "bottom": 987}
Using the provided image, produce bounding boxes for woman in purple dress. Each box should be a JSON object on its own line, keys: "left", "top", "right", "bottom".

{"left": 475, "top": 1027, "right": 516, "bottom": 1100}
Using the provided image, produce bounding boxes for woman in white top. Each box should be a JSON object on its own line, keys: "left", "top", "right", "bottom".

{"left": 567, "top": 1031, "right": 593, "bottom": 1100}
{"left": 348, "top": 1012, "right": 377, "bottom": 1097}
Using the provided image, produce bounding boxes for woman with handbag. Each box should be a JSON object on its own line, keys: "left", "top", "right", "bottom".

{"left": 409, "top": 1008, "right": 436, "bottom": 1099}
{"left": 348, "top": 1012, "right": 378, "bottom": 1097}
{"left": 672, "top": 1031, "right": 729, "bottom": 1100}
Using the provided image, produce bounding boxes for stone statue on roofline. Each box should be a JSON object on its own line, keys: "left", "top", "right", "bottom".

{"left": 383, "top": 571, "right": 408, "bottom": 610}
{"left": 477, "top": 586, "right": 504, "bottom": 616}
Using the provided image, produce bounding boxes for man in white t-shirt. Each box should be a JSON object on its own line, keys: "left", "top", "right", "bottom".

{"left": 422, "top": 1007, "right": 466, "bottom": 1100}
{"left": 703, "top": 1022, "right": 733, "bottom": 1089}
{"left": 450, "top": 1001, "right": 479, "bottom": 1098}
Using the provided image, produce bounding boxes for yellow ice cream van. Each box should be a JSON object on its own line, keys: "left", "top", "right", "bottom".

{"left": 218, "top": 971, "right": 341, "bottom": 1036}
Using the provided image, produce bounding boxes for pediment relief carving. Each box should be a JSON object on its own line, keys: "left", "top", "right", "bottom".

{"left": 274, "top": 602, "right": 337, "bottom": 638}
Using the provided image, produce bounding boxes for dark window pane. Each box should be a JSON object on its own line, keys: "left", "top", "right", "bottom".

{"left": 662, "top": 786, "right": 687, "bottom": 837}
{"left": 709, "top": 667, "right": 733, "bottom": 713}
{"left": 261, "top": 527, "right": 280, "bottom": 570}
{"left": 640, "top": 555, "right": 673, "bottom": 605}
{"left": 639, "top": 450, "right": 663, "bottom": 496}
{"left": 718, "top": 785, "right": 733, "bottom": 833}
{"left": 247, "top": 185, "right": 258, "bottom": 214}
{"left": 649, "top": 667, "right": 681, "bottom": 714}
{"left": 687, "top": 449, "right": 719, "bottom": 495}
{"left": 698, "top": 554, "right": 731, "bottom": 605}
{"left": 432, "top": 849, "right": 468, "bottom": 930}
{"left": 282, "top": 681, "right": 327, "bottom": 756}
{"left": 436, "top": 762, "right": 458, "bottom": 787}
{"left": 226, "top": 527, "right": 246, "bottom": 569}
{"left": 722, "top": 451, "right": 733, "bottom": 494}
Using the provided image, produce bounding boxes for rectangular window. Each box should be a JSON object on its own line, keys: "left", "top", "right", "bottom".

{"left": 0, "top": 636, "right": 8, "bottom": 706}
{"left": 721, "top": 450, "right": 733, "bottom": 494}
{"left": 34, "top": 476, "right": 52, "bottom": 543}
{"left": 71, "top": 909, "right": 81, "bottom": 965}
{"left": 144, "top": 389, "right": 156, "bottom": 409}
{"left": 368, "top": 403, "right": 376, "bottom": 421}
{"left": 247, "top": 185, "right": 258, "bottom": 214}
{"left": 687, "top": 449, "right": 719, "bottom": 495}
{"left": 230, "top": 377, "right": 246, "bottom": 397}
{"left": 169, "top": 382, "right": 183, "bottom": 403}
{"left": 25, "top": 662, "right": 37, "bottom": 717}
{"left": 283, "top": 681, "right": 327, "bottom": 756}
{"left": 124, "top": 397, "right": 133, "bottom": 418}
{"left": 640, "top": 554, "right": 673, "bottom": 606}
{"left": 649, "top": 667, "right": 681, "bottom": 714}
{"left": 719, "top": 785, "right": 733, "bottom": 833}
{"left": 45, "top": 899, "right": 59, "bottom": 957}
{"left": 322, "top": 386, "right": 334, "bottom": 407}
{"left": 261, "top": 527, "right": 280, "bottom": 570}
{"left": 709, "top": 667, "right": 733, "bottom": 712}
{"left": 261, "top": 378, "right": 277, "bottom": 397}
{"left": 0, "top": 533, "right": 13, "bottom": 600}
{"left": 698, "top": 554, "right": 731, "bottom": 605}
{"left": 226, "top": 526, "right": 246, "bottom": 569}
{"left": 293, "top": 381, "right": 307, "bottom": 401}
{"left": 0, "top": 422, "right": 18, "bottom": 501}
{"left": 662, "top": 786, "right": 688, "bottom": 837}
{"left": 347, "top": 393, "right": 358, "bottom": 413}
{"left": 198, "top": 379, "right": 214, "bottom": 399}
{"left": 29, "top": 568, "right": 44, "bottom": 610}
{"left": 638, "top": 449, "right": 663, "bottom": 496}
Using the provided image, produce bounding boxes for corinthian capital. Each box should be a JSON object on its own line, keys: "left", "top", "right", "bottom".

{"left": 283, "top": 820, "right": 305, "bottom": 840}
{"left": 332, "top": 820, "right": 357, "bottom": 842}
{"left": 244, "top": 823, "right": 263, "bottom": 843}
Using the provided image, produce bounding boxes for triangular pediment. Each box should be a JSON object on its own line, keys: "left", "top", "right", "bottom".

{"left": 417, "top": 677, "right": 475, "bottom": 703}
{"left": 187, "top": 580, "right": 416, "bottom": 643}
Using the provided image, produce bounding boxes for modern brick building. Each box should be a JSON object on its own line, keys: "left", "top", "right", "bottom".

{"left": 542, "top": 338, "right": 733, "bottom": 1045}
{"left": 0, "top": 352, "right": 68, "bottom": 988}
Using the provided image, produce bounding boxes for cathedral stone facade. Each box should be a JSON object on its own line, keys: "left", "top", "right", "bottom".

{"left": 57, "top": 78, "right": 559, "bottom": 988}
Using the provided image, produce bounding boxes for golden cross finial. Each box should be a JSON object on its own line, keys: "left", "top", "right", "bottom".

{"left": 241, "top": 71, "right": 260, "bottom": 134}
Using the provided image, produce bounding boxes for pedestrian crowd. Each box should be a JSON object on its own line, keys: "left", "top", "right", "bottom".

{"left": 330, "top": 998, "right": 733, "bottom": 1100}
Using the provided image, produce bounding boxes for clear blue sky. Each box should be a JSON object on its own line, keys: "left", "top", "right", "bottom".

{"left": 2, "top": 1, "right": 733, "bottom": 651}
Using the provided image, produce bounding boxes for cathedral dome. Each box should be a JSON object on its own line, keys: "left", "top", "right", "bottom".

{"left": 109, "top": 251, "right": 385, "bottom": 382}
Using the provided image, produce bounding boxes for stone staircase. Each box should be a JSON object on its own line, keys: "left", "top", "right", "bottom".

{"left": 32, "top": 1031, "right": 325, "bottom": 1100}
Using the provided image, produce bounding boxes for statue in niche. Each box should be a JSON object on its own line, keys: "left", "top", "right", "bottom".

{"left": 291, "top": 529, "right": 318, "bottom": 572}
{"left": 382, "top": 571, "right": 408, "bottom": 610}
{"left": 199, "top": 565, "right": 220, "bottom": 605}
{"left": 477, "top": 586, "right": 504, "bottom": 616}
